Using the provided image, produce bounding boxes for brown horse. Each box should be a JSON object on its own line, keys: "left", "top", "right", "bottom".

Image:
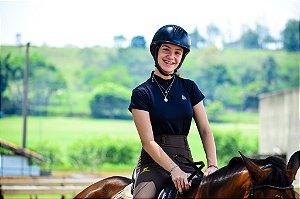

{"left": 74, "top": 150, "right": 300, "bottom": 198}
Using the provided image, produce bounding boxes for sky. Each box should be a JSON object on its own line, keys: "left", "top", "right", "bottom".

{"left": 0, "top": 0, "right": 299, "bottom": 48}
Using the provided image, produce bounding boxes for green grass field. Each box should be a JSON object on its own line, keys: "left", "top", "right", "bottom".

{"left": 0, "top": 115, "right": 259, "bottom": 169}
{"left": 0, "top": 115, "right": 259, "bottom": 198}
{"left": 0, "top": 116, "right": 138, "bottom": 150}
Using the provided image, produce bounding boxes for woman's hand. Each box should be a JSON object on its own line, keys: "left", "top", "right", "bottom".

{"left": 170, "top": 166, "right": 191, "bottom": 194}
{"left": 204, "top": 165, "right": 218, "bottom": 176}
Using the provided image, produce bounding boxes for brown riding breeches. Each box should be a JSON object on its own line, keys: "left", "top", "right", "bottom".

{"left": 133, "top": 134, "right": 195, "bottom": 199}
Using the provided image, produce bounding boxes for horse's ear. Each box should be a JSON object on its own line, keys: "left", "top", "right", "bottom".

{"left": 238, "top": 151, "right": 270, "bottom": 184}
{"left": 286, "top": 150, "right": 300, "bottom": 183}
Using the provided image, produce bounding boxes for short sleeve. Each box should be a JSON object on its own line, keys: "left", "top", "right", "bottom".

{"left": 128, "top": 87, "right": 150, "bottom": 112}
{"left": 189, "top": 81, "right": 205, "bottom": 106}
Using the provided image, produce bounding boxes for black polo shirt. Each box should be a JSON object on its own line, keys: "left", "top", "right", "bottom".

{"left": 129, "top": 72, "right": 205, "bottom": 136}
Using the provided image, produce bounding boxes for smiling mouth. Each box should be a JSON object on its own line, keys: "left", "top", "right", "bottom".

{"left": 164, "top": 60, "right": 175, "bottom": 66}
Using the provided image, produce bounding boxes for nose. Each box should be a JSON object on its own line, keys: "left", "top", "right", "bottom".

{"left": 166, "top": 51, "right": 176, "bottom": 59}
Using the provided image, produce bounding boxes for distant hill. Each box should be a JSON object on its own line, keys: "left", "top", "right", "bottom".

{"left": 2, "top": 46, "right": 299, "bottom": 118}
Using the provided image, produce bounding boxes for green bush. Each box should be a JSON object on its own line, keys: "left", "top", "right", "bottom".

{"left": 30, "top": 141, "right": 63, "bottom": 171}
{"left": 89, "top": 83, "right": 131, "bottom": 119}
{"left": 205, "top": 100, "right": 225, "bottom": 122}
{"left": 68, "top": 137, "right": 140, "bottom": 169}
{"left": 214, "top": 131, "right": 258, "bottom": 166}
{"left": 27, "top": 131, "right": 257, "bottom": 171}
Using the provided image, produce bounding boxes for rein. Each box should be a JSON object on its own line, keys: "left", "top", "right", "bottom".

{"left": 158, "top": 155, "right": 205, "bottom": 199}
{"left": 174, "top": 154, "right": 205, "bottom": 181}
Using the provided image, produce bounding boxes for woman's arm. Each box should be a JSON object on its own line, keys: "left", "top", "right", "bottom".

{"left": 131, "top": 108, "right": 176, "bottom": 171}
{"left": 131, "top": 108, "right": 190, "bottom": 193}
{"left": 193, "top": 101, "right": 218, "bottom": 175}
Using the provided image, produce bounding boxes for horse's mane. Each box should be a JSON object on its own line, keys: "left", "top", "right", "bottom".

{"left": 202, "top": 155, "right": 290, "bottom": 186}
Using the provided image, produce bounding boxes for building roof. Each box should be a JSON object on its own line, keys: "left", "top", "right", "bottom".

{"left": 0, "top": 138, "right": 44, "bottom": 162}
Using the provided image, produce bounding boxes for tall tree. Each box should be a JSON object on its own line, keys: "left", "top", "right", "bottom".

{"left": 255, "top": 23, "right": 275, "bottom": 49}
{"left": 189, "top": 28, "right": 205, "bottom": 48}
{"left": 206, "top": 23, "right": 221, "bottom": 46}
{"left": 281, "top": 19, "right": 300, "bottom": 51}
{"left": 0, "top": 54, "right": 23, "bottom": 114}
{"left": 240, "top": 28, "right": 260, "bottom": 49}
{"left": 113, "top": 35, "right": 126, "bottom": 48}
{"left": 29, "top": 54, "right": 67, "bottom": 115}
{"left": 262, "top": 56, "right": 278, "bottom": 86}
{"left": 130, "top": 36, "right": 146, "bottom": 48}
{"left": 197, "top": 64, "right": 234, "bottom": 101}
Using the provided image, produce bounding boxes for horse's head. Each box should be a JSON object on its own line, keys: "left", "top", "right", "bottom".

{"left": 239, "top": 150, "right": 300, "bottom": 198}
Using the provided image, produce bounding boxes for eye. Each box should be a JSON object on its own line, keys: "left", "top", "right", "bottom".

{"left": 175, "top": 51, "right": 182, "bottom": 56}
{"left": 162, "top": 47, "right": 170, "bottom": 52}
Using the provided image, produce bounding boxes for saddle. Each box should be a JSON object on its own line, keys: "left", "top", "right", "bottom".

{"left": 113, "top": 154, "right": 205, "bottom": 199}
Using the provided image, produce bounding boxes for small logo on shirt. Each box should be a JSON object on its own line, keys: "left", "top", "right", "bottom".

{"left": 182, "top": 95, "right": 186, "bottom": 100}
{"left": 140, "top": 167, "right": 150, "bottom": 174}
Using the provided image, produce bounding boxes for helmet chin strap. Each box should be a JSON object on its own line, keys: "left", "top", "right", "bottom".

{"left": 155, "top": 64, "right": 176, "bottom": 77}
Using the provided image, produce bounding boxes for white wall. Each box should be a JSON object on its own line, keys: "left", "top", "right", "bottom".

{"left": 259, "top": 87, "right": 299, "bottom": 189}
{"left": 0, "top": 155, "right": 40, "bottom": 176}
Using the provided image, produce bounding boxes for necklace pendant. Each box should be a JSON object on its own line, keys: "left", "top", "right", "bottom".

{"left": 164, "top": 97, "right": 168, "bottom": 102}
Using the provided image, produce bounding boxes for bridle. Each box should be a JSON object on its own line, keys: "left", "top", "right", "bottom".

{"left": 249, "top": 184, "right": 294, "bottom": 198}
{"left": 248, "top": 164, "right": 295, "bottom": 198}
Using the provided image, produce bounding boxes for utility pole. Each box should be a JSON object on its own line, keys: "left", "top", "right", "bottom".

{"left": 22, "top": 42, "right": 30, "bottom": 149}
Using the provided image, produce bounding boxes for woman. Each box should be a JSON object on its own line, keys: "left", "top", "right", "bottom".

{"left": 128, "top": 24, "right": 218, "bottom": 198}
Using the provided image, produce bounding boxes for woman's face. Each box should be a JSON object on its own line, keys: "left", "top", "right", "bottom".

{"left": 157, "top": 43, "right": 183, "bottom": 74}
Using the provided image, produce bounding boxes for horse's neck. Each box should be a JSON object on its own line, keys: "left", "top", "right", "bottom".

{"left": 196, "top": 170, "right": 251, "bottom": 198}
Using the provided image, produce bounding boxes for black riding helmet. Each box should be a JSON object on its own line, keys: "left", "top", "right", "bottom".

{"left": 150, "top": 24, "right": 191, "bottom": 76}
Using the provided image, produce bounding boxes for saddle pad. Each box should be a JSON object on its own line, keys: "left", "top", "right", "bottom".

{"left": 112, "top": 183, "right": 133, "bottom": 199}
